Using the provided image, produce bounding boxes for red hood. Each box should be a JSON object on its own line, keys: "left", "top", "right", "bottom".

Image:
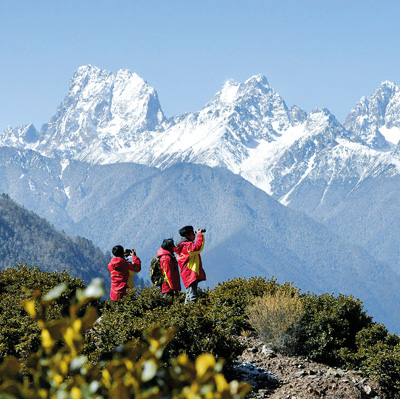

{"left": 174, "top": 239, "right": 191, "bottom": 255}
{"left": 157, "top": 247, "right": 173, "bottom": 257}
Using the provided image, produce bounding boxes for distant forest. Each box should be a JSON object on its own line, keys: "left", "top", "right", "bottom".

{"left": 0, "top": 193, "right": 146, "bottom": 290}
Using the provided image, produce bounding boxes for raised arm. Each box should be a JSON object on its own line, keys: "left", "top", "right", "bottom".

{"left": 129, "top": 254, "right": 141, "bottom": 273}
{"left": 187, "top": 233, "right": 204, "bottom": 254}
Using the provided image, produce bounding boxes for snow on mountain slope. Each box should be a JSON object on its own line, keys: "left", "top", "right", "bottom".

{"left": 48, "top": 68, "right": 399, "bottom": 209}
{"left": 105, "top": 75, "right": 292, "bottom": 163}
{"left": 104, "top": 74, "right": 311, "bottom": 193}
{"left": 0, "top": 124, "right": 39, "bottom": 148}
{"left": 267, "top": 110, "right": 400, "bottom": 205}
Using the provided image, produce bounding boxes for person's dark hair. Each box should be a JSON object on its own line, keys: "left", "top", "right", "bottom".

{"left": 179, "top": 225, "right": 194, "bottom": 238}
{"left": 112, "top": 245, "right": 125, "bottom": 258}
{"left": 161, "top": 238, "right": 175, "bottom": 251}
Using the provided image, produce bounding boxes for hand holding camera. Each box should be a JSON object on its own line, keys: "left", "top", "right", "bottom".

{"left": 196, "top": 228, "right": 206, "bottom": 234}
{"left": 124, "top": 248, "right": 136, "bottom": 258}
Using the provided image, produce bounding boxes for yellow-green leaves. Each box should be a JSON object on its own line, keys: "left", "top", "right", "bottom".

{"left": 76, "top": 278, "right": 105, "bottom": 302}
{"left": 196, "top": 353, "right": 217, "bottom": 378}
{"left": 141, "top": 359, "right": 158, "bottom": 382}
{"left": 43, "top": 282, "right": 68, "bottom": 302}
{"left": 24, "top": 300, "right": 36, "bottom": 318}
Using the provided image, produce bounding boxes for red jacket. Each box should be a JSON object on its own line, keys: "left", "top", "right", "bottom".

{"left": 108, "top": 256, "right": 141, "bottom": 301}
{"left": 174, "top": 233, "right": 206, "bottom": 288}
{"left": 157, "top": 247, "right": 181, "bottom": 294}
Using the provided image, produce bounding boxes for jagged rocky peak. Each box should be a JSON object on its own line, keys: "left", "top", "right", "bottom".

{"left": 217, "top": 79, "right": 241, "bottom": 104}
{"left": 237, "top": 74, "right": 275, "bottom": 102}
{"left": 71, "top": 64, "right": 112, "bottom": 86}
{"left": 305, "top": 108, "right": 341, "bottom": 131}
{"left": 345, "top": 81, "right": 399, "bottom": 126}
{"left": 210, "top": 75, "right": 272, "bottom": 105}
{"left": 67, "top": 64, "right": 165, "bottom": 127}
{"left": 0, "top": 123, "right": 39, "bottom": 147}
{"left": 195, "top": 75, "right": 294, "bottom": 144}
{"left": 38, "top": 65, "right": 166, "bottom": 158}
{"left": 381, "top": 82, "right": 400, "bottom": 129}
{"left": 212, "top": 75, "right": 292, "bottom": 128}
{"left": 290, "top": 105, "right": 308, "bottom": 126}
{"left": 292, "top": 108, "right": 354, "bottom": 149}
{"left": 244, "top": 74, "right": 270, "bottom": 88}
{"left": 344, "top": 81, "right": 400, "bottom": 149}
{"left": 19, "top": 123, "right": 39, "bottom": 143}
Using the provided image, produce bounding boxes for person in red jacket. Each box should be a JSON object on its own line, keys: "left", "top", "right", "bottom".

{"left": 157, "top": 238, "right": 181, "bottom": 299}
{"left": 108, "top": 245, "right": 141, "bottom": 301}
{"left": 174, "top": 226, "right": 206, "bottom": 304}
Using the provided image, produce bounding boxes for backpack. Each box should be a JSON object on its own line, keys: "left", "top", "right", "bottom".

{"left": 149, "top": 256, "right": 164, "bottom": 286}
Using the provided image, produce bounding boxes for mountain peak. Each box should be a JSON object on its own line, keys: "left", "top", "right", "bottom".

{"left": 76, "top": 64, "right": 100, "bottom": 73}
{"left": 219, "top": 79, "right": 240, "bottom": 104}
{"left": 244, "top": 74, "right": 269, "bottom": 87}
{"left": 345, "top": 80, "right": 400, "bottom": 149}
{"left": 305, "top": 108, "right": 342, "bottom": 134}
{"left": 37, "top": 65, "right": 165, "bottom": 160}
{"left": 377, "top": 80, "right": 399, "bottom": 91}
{"left": 369, "top": 81, "right": 400, "bottom": 106}
{"left": 210, "top": 75, "right": 275, "bottom": 109}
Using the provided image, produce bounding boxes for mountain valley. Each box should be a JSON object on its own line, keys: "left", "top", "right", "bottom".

{"left": 2, "top": 65, "right": 400, "bottom": 331}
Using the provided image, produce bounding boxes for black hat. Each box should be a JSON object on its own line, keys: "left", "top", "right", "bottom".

{"left": 179, "top": 225, "right": 194, "bottom": 238}
{"left": 112, "top": 245, "right": 124, "bottom": 257}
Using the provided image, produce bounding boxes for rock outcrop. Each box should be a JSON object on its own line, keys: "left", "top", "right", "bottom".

{"left": 235, "top": 336, "right": 385, "bottom": 399}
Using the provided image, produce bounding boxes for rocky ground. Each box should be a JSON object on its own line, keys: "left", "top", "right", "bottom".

{"left": 233, "top": 337, "right": 387, "bottom": 399}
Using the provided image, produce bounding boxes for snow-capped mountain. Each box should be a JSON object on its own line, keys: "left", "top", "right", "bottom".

{"left": 108, "top": 74, "right": 309, "bottom": 188}
{"left": 7, "top": 66, "right": 398, "bottom": 205}
{"left": 34, "top": 65, "right": 165, "bottom": 162}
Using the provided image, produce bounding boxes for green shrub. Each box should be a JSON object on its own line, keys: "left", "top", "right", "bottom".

{"left": 84, "top": 277, "right": 297, "bottom": 366}
{"left": 84, "top": 286, "right": 244, "bottom": 367}
{"left": 206, "top": 276, "right": 289, "bottom": 335}
{"left": 0, "top": 280, "right": 251, "bottom": 399}
{"left": 356, "top": 343, "right": 400, "bottom": 397}
{"left": 286, "top": 293, "right": 373, "bottom": 364}
{"left": 341, "top": 324, "right": 400, "bottom": 397}
{"left": 0, "top": 264, "right": 85, "bottom": 360}
{"left": 3, "top": 266, "right": 400, "bottom": 396}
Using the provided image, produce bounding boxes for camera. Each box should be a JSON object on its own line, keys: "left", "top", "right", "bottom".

{"left": 124, "top": 248, "right": 134, "bottom": 257}
{"left": 198, "top": 228, "right": 206, "bottom": 233}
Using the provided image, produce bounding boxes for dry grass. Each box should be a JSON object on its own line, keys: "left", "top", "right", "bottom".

{"left": 246, "top": 287, "right": 304, "bottom": 350}
{"left": 240, "top": 329, "right": 253, "bottom": 338}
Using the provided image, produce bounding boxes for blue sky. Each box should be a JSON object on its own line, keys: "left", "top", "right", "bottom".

{"left": 0, "top": 0, "right": 399, "bottom": 130}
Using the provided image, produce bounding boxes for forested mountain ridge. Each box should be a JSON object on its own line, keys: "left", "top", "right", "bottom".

{"left": 0, "top": 193, "right": 112, "bottom": 286}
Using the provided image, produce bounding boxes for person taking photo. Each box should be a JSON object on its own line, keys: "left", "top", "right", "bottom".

{"left": 174, "top": 226, "right": 206, "bottom": 304}
{"left": 108, "top": 245, "right": 141, "bottom": 301}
